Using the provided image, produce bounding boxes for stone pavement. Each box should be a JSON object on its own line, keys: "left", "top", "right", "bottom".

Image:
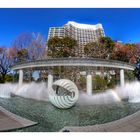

{"left": 0, "top": 106, "right": 37, "bottom": 131}
{"left": 60, "top": 110, "right": 140, "bottom": 132}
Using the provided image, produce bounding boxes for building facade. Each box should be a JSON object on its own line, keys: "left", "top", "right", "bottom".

{"left": 47, "top": 21, "right": 105, "bottom": 57}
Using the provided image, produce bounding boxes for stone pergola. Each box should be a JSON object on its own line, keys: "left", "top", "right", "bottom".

{"left": 11, "top": 58, "right": 135, "bottom": 95}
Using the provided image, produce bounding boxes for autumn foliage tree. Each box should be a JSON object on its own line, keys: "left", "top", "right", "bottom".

{"left": 112, "top": 43, "right": 140, "bottom": 64}
{"left": 112, "top": 43, "right": 129, "bottom": 62}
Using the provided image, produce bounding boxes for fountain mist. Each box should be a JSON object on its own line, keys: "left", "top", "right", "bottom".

{"left": 0, "top": 81, "right": 140, "bottom": 105}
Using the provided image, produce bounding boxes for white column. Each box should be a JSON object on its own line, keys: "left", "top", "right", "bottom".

{"left": 86, "top": 71, "right": 92, "bottom": 95}
{"left": 48, "top": 70, "right": 53, "bottom": 89}
{"left": 19, "top": 69, "right": 23, "bottom": 86}
{"left": 120, "top": 69, "right": 125, "bottom": 86}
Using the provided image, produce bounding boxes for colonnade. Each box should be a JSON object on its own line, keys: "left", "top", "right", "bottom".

{"left": 18, "top": 68, "right": 125, "bottom": 95}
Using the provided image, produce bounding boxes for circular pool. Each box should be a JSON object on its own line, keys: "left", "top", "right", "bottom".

{"left": 0, "top": 96, "right": 140, "bottom": 132}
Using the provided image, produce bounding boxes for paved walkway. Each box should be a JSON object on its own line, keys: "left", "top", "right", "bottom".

{"left": 60, "top": 110, "right": 140, "bottom": 132}
{"left": 0, "top": 106, "right": 37, "bottom": 131}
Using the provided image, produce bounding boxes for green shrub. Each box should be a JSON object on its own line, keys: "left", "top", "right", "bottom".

{"left": 107, "top": 75, "right": 117, "bottom": 88}
{"left": 125, "top": 70, "right": 135, "bottom": 81}
{"left": 79, "top": 75, "right": 86, "bottom": 90}
{"left": 5, "top": 74, "right": 13, "bottom": 82}
{"left": 93, "top": 75, "right": 108, "bottom": 90}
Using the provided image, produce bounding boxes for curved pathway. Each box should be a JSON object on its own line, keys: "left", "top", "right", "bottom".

{"left": 60, "top": 110, "right": 140, "bottom": 132}
{"left": 0, "top": 106, "right": 37, "bottom": 131}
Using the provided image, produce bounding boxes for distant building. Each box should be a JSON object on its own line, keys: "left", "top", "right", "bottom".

{"left": 47, "top": 21, "right": 105, "bottom": 57}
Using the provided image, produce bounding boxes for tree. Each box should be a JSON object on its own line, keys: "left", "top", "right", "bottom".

{"left": 62, "top": 37, "right": 77, "bottom": 57}
{"left": 0, "top": 47, "right": 14, "bottom": 83}
{"left": 84, "top": 41, "right": 109, "bottom": 58}
{"left": 134, "top": 58, "right": 140, "bottom": 81}
{"left": 16, "top": 48, "right": 29, "bottom": 62}
{"left": 112, "top": 43, "right": 129, "bottom": 62}
{"left": 12, "top": 32, "right": 47, "bottom": 62}
{"left": 126, "top": 43, "right": 140, "bottom": 64}
{"left": 47, "top": 36, "right": 77, "bottom": 58}
{"left": 47, "top": 37, "right": 63, "bottom": 58}
{"left": 112, "top": 43, "right": 140, "bottom": 63}
{"left": 62, "top": 37, "right": 77, "bottom": 48}
{"left": 28, "top": 33, "right": 47, "bottom": 60}
{"left": 84, "top": 36, "right": 115, "bottom": 59}
{"left": 99, "top": 37, "right": 115, "bottom": 55}
{"left": 12, "top": 32, "right": 32, "bottom": 50}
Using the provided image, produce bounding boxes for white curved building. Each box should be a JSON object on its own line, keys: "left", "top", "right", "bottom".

{"left": 48, "top": 21, "right": 105, "bottom": 56}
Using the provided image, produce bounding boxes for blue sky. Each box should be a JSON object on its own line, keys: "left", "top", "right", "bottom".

{"left": 0, "top": 8, "right": 140, "bottom": 47}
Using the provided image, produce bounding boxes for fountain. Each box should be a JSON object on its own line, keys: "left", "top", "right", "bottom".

{"left": 0, "top": 80, "right": 140, "bottom": 131}
{"left": 0, "top": 82, "right": 49, "bottom": 101}
{"left": 0, "top": 83, "right": 16, "bottom": 98}
{"left": 0, "top": 81, "right": 140, "bottom": 104}
{"left": 116, "top": 81, "right": 140, "bottom": 103}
